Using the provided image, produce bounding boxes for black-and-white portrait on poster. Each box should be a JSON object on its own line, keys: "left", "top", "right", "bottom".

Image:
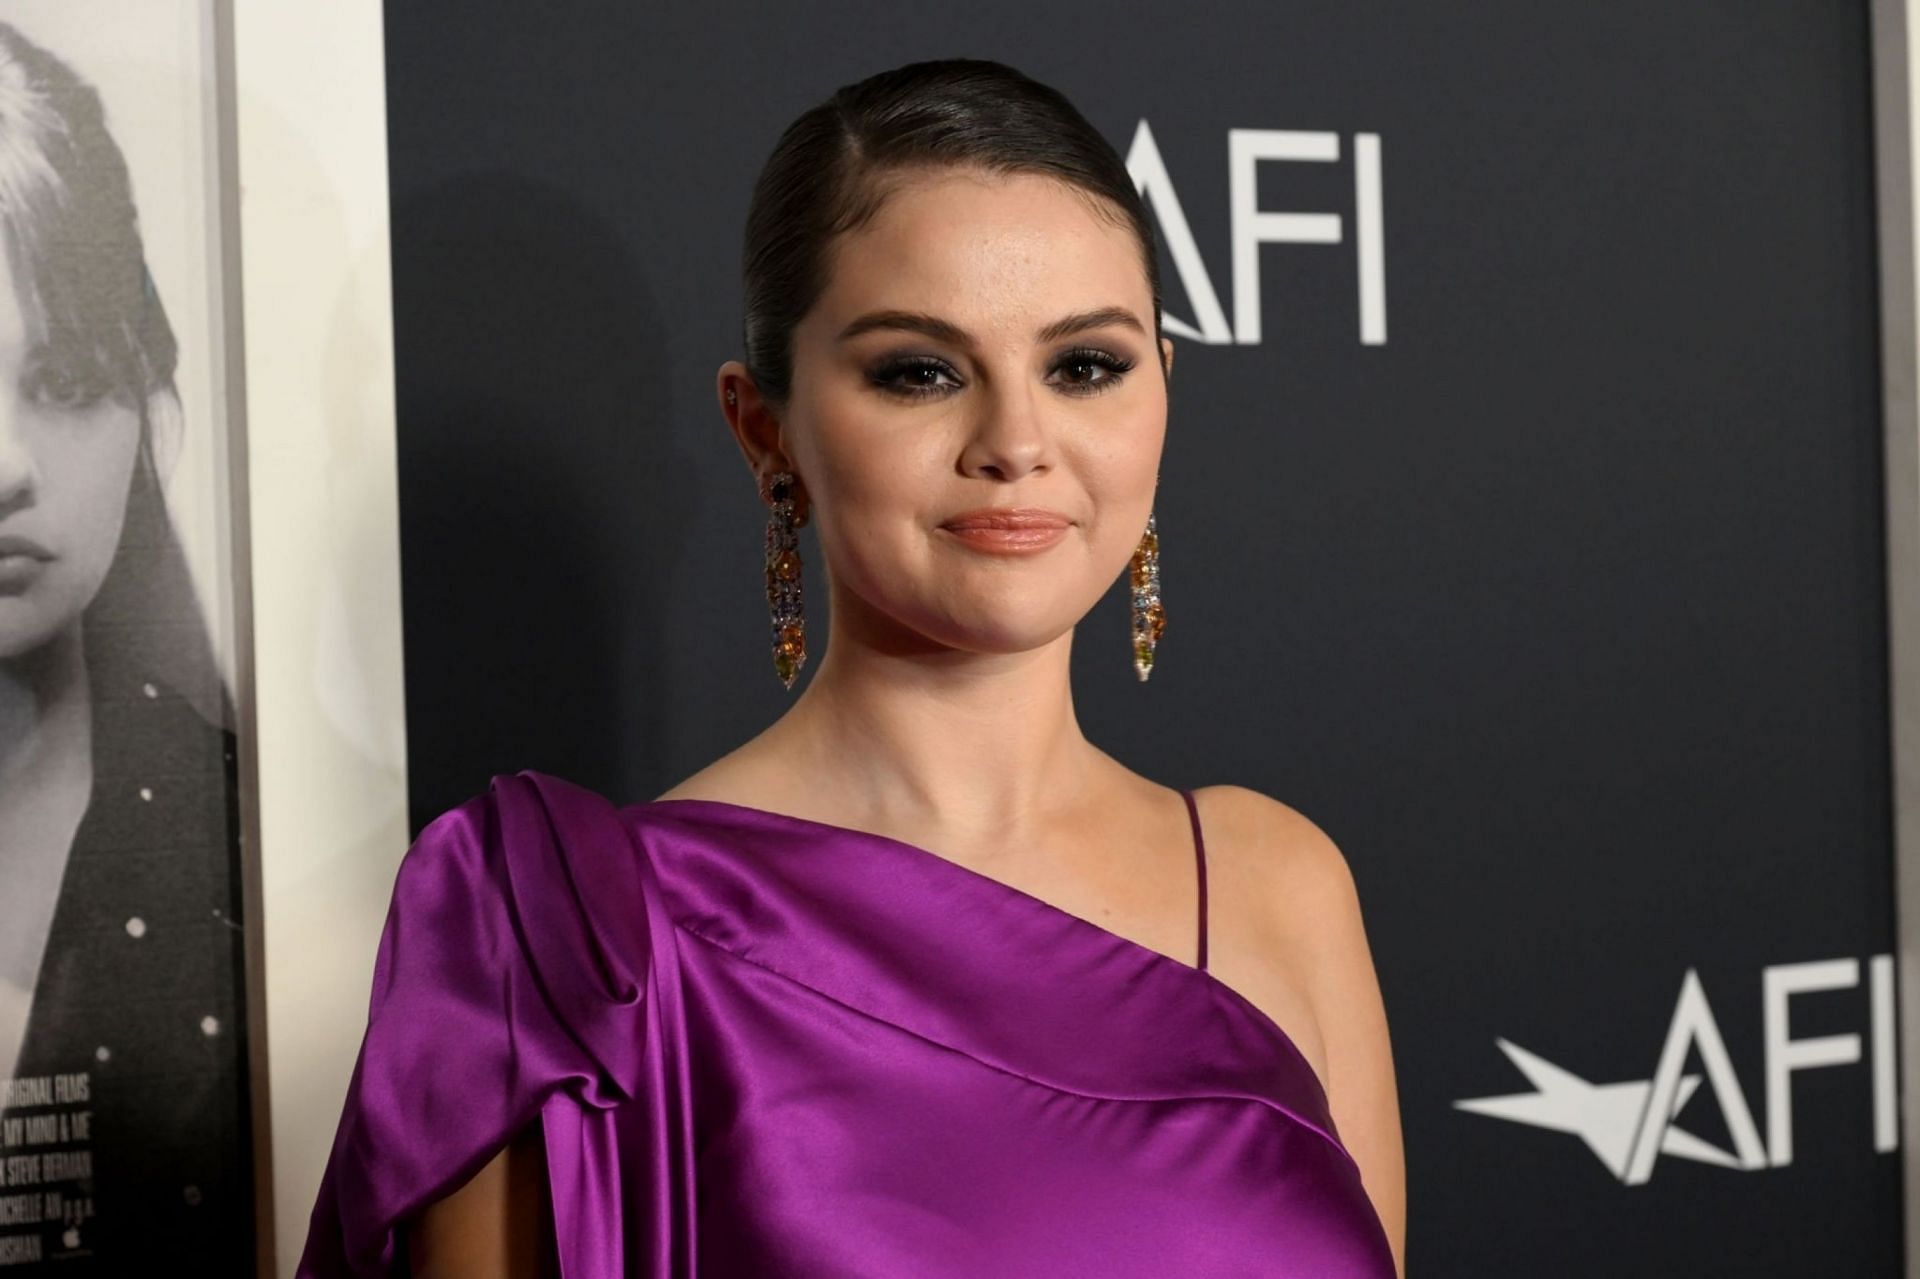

{"left": 0, "top": 2, "right": 253, "bottom": 1271}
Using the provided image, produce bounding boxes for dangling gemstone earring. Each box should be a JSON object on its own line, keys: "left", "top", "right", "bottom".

{"left": 762, "top": 468, "right": 809, "bottom": 690}
{"left": 1130, "top": 510, "right": 1164, "bottom": 681}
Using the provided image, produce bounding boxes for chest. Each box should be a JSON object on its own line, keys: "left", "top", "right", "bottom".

{"left": 945, "top": 816, "right": 1331, "bottom": 1100}
{"left": 666, "top": 931, "right": 1390, "bottom": 1278}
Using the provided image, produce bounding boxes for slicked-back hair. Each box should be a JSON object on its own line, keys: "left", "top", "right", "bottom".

{"left": 741, "top": 58, "right": 1163, "bottom": 411}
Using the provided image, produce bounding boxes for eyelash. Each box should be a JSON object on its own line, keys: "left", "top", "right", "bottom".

{"left": 24, "top": 356, "right": 112, "bottom": 412}
{"left": 868, "top": 346, "right": 1137, "bottom": 400}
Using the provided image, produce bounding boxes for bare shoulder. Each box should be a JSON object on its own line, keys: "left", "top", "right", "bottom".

{"left": 1187, "top": 783, "right": 1380, "bottom": 1034}
{"left": 1189, "top": 783, "right": 1360, "bottom": 911}
{"left": 650, "top": 759, "right": 767, "bottom": 806}
{"left": 1190, "top": 783, "right": 1406, "bottom": 1277}
{"left": 650, "top": 738, "right": 797, "bottom": 807}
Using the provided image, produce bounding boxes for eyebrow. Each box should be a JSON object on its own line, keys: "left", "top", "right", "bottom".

{"left": 836, "top": 305, "right": 1147, "bottom": 347}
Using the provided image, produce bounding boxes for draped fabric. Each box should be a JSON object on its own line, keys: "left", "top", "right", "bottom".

{"left": 298, "top": 770, "right": 1395, "bottom": 1277}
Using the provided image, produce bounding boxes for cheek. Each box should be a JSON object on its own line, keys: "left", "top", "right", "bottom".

{"left": 808, "top": 448, "right": 935, "bottom": 592}
{"left": 0, "top": 415, "right": 141, "bottom": 654}
{"left": 789, "top": 392, "right": 938, "bottom": 525}
{"left": 1081, "top": 400, "right": 1167, "bottom": 510}
{"left": 50, "top": 412, "right": 144, "bottom": 575}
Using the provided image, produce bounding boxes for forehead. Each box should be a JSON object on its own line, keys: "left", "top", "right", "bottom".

{"left": 809, "top": 168, "right": 1150, "bottom": 338}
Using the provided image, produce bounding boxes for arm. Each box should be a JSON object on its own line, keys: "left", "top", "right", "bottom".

{"left": 297, "top": 773, "right": 641, "bottom": 1277}
{"left": 408, "top": 1124, "right": 557, "bottom": 1279}
{"left": 1285, "top": 809, "right": 1406, "bottom": 1277}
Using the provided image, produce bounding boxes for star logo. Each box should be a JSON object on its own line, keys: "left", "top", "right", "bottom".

{"left": 1454, "top": 960, "right": 1898, "bottom": 1181}
{"left": 1455, "top": 1036, "right": 1745, "bottom": 1179}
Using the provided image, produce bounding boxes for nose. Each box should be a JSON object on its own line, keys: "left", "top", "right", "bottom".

{"left": 958, "top": 378, "right": 1054, "bottom": 482}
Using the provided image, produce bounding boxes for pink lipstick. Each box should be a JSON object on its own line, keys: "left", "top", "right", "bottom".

{"left": 939, "top": 508, "right": 1071, "bottom": 555}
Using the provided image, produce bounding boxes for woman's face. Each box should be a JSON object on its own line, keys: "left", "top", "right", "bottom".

{"left": 0, "top": 244, "right": 142, "bottom": 661}
{"left": 763, "top": 167, "right": 1172, "bottom": 660}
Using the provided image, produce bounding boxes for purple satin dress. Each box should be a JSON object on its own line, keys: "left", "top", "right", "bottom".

{"left": 297, "top": 770, "right": 1395, "bottom": 1277}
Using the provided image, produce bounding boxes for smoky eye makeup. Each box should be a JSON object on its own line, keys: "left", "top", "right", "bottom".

{"left": 865, "top": 344, "right": 1138, "bottom": 400}
{"left": 866, "top": 353, "right": 960, "bottom": 398}
{"left": 1051, "top": 345, "right": 1136, "bottom": 395}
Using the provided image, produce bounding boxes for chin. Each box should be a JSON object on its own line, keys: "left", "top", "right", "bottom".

{"left": 938, "top": 611, "right": 1078, "bottom": 655}
{"left": 0, "top": 607, "right": 65, "bottom": 659}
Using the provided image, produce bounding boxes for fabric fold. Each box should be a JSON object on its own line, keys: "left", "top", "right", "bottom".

{"left": 298, "top": 769, "right": 1397, "bottom": 1277}
{"left": 297, "top": 771, "right": 650, "bottom": 1277}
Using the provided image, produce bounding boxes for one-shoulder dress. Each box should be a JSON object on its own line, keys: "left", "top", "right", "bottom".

{"left": 297, "top": 770, "right": 1395, "bottom": 1277}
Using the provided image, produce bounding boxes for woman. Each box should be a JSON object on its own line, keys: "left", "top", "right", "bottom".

{"left": 0, "top": 19, "right": 254, "bottom": 1274}
{"left": 302, "top": 58, "right": 1403, "bottom": 1278}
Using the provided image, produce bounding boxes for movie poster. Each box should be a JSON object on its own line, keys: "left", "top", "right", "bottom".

{"left": 0, "top": 2, "right": 253, "bottom": 1271}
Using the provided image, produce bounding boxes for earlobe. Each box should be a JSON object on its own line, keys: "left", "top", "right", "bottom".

{"left": 721, "top": 371, "right": 807, "bottom": 528}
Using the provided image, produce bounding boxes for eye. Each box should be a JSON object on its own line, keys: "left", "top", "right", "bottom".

{"left": 869, "top": 355, "right": 962, "bottom": 400}
{"left": 24, "top": 354, "right": 112, "bottom": 411}
{"left": 1048, "top": 346, "right": 1135, "bottom": 396}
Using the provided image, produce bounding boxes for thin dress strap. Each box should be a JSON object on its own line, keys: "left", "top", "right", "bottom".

{"left": 1180, "top": 788, "right": 1208, "bottom": 971}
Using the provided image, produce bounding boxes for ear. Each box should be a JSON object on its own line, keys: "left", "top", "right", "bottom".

{"left": 1159, "top": 335, "right": 1175, "bottom": 381}
{"left": 716, "top": 360, "right": 809, "bottom": 521}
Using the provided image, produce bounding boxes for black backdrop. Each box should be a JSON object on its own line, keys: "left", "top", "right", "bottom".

{"left": 382, "top": 3, "right": 1901, "bottom": 1272}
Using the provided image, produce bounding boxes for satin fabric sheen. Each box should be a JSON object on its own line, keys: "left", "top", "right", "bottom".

{"left": 297, "top": 770, "right": 1396, "bottom": 1277}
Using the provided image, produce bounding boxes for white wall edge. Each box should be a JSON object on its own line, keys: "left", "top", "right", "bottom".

{"left": 228, "top": 3, "right": 409, "bottom": 1273}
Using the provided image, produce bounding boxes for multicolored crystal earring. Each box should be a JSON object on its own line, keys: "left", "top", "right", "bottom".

{"left": 1129, "top": 510, "right": 1164, "bottom": 681}
{"left": 761, "top": 468, "right": 809, "bottom": 690}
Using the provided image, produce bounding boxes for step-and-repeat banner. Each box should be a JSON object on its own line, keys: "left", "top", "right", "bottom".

{"left": 383, "top": 5, "right": 1900, "bottom": 1272}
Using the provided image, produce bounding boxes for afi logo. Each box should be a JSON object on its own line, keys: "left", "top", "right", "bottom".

{"left": 1126, "top": 121, "right": 1387, "bottom": 346}
{"left": 1455, "top": 955, "right": 1898, "bottom": 1182}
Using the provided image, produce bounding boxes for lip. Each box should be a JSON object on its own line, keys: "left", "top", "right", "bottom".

{"left": 0, "top": 551, "right": 49, "bottom": 593}
{"left": 0, "top": 534, "right": 53, "bottom": 560}
{"left": 938, "top": 507, "right": 1072, "bottom": 556}
{"left": 939, "top": 507, "right": 1073, "bottom": 532}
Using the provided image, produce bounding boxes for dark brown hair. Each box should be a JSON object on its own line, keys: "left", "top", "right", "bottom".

{"left": 741, "top": 58, "right": 1163, "bottom": 410}
{"left": 0, "top": 20, "right": 177, "bottom": 410}
{"left": 0, "top": 20, "right": 228, "bottom": 732}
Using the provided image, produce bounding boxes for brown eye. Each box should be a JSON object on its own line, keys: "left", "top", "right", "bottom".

{"left": 1049, "top": 347, "right": 1135, "bottom": 396}
{"left": 870, "top": 356, "right": 962, "bottom": 399}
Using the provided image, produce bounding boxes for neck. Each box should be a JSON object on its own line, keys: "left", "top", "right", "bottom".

{"left": 0, "top": 624, "right": 90, "bottom": 794}
{"left": 0, "top": 623, "right": 94, "bottom": 990}
{"left": 763, "top": 581, "right": 1100, "bottom": 839}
